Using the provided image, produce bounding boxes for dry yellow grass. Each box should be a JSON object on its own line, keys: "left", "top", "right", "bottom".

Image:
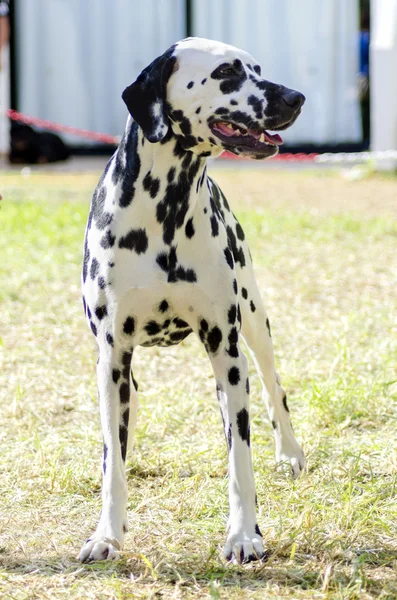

{"left": 0, "top": 166, "right": 397, "bottom": 599}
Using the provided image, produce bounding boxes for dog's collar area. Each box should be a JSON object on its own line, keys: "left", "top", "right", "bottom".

{"left": 210, "top": 120, "right": 283, "bottom": 148}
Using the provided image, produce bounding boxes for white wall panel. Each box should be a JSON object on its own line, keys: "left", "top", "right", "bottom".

{"left": 192, "top": 0, "right": 361, "bottom": 144}
{"left": 15, "top": 0, "right": 185, "bottom": 143}
{"left": 15, "top": 0, "right": 361, "bottom": 146}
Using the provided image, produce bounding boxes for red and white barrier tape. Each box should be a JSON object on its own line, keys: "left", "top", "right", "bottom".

{"left": 3, "top": 107, "right": 322, "bottom": 161}
{"left": 222, "top": 150, "right": 318, "bottom": 161}
{"left": 4, "top": 108, "right": 120, "bottom": 145}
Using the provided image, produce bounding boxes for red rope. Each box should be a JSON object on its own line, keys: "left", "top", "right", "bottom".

{"left": 5, "top": 109, "right": 119, "bottom": 144}
{"left": 4, "top": 108, "right": 318, "bottom": 161}
{"left": 222, "top": 151, "right": 318, "bottom": 161}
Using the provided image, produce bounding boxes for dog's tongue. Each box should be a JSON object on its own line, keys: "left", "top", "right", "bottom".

{"left": 215, "top": 122, "right": 283, "bottom": 145}
{"left": 216, "top": 122, "right": 237, "bottom": 137}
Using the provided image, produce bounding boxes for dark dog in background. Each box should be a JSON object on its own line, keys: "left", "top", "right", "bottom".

{"left": 9, "top": 122, "right": 70, "bottom": 164}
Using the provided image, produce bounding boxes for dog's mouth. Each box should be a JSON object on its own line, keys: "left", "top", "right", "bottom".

{"left": 210, "top": 120, "right": 283, "bottom": 153}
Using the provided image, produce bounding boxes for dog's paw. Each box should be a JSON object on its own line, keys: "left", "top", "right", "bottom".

{"left": 277, "top": 441, "right": 306, "bottom": 478}
{"left": 78, "top": 535, "right": 122, "bottom": 563}
{"left": 224, "top": 529, "right": 266, "bottom": 565}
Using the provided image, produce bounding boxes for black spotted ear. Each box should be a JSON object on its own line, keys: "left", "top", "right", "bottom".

{"left": 122, "top": 47, "right": 177, "bottom": 143}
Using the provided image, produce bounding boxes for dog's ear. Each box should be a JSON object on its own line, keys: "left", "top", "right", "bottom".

{"left": 122, "top": 48, "right": 177, "bottom": 143}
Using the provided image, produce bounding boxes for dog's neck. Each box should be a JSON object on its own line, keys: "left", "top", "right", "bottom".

{"left": 135, "top": 122, "right": 208, "bottom": 186}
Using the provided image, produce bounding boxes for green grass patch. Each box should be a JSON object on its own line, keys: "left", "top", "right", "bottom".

{"left": 0, "top": 168, "right": 397, "bottom": 599}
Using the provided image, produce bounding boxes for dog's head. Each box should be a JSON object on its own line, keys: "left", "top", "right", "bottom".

{"left": 122, "top": 37, "right": 305, "bottom": 159}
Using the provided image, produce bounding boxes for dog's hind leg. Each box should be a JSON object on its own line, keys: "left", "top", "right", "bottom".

{"left": 240, "top": 277, "right": 305, "bottom": 478}
{"left": 78, "top": 345, "right": 133, "bottom": 562}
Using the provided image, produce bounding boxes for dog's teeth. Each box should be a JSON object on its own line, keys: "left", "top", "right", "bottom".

{"left": 259, "top": 133, "right": 265, "bottom": 143}
{"left": 226, "top": 123, "right": 234, "bottom": 129}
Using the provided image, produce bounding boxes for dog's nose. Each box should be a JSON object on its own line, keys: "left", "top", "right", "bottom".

{"left": 282, "top": 90, "right": 305, "bottom": 110}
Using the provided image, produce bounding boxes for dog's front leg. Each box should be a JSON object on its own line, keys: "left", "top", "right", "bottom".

{"left": 210, "top": 350, "right": 265, "bottom": 564}
{"left": 78, "top": 346, "right": 133, "bottom": 562}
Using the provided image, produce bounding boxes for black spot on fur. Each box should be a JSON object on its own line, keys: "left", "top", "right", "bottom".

{"left": 253, "top": 65, "right": 261, "bottom": 76}
{"left": 122, "top": 408, "right": 130, "bottom": 427}
{"left": 132, "top": 375, "right": 139, "bottom": 391}
{"left": 90, "top": 321, "right": 97, "bottom": 336}
{"left": 283, "top": 395, "right": 290, "bottom": 413}
{"left": 236, "top": 408, "right": 250, "bottom": 445}
{"left": 90, "top": 258, "right": 99, "bottom": 280}
{"left": 227, "top": 344, "right": 239, "bottom": 359}
{"left": 211, "top": 60, "right": 247, "bottom": 94}
{"left": 169, "top": 330, "right": 191, "bottom": 343}
{"left": 106, "top": 333, "right": 114, "bottom": 346}
{"left": 89, "top": 186, "right": 113, "bottom": 231}
{"left": 167, "top": 167, "right": 176, "bottom": 183}
{"left": 235, "top": 222, "right": 245, "bottom": 241}
{"left": 100, "top": 230, "right": 116, "bottom": 249}
{"left": 200, "top": 319, "right": 209, "bottom": 332}
{"left": 227, "top": 423, "right": 232, "bottom": 451}
{"left": 95, "top": 305, "right": 107, "bottom": 320}
{"left": 185, "top": 218, "right": 195, "bottom": 238}
{"left": 98, "top": 276, "right": 106, "bottom": 289}
{"left": 242, "top": 287, "right": 248, "bottom": 300}
{"left": 156, "top": 153, "right": 201, "bottom": 244}
{"left": 246, "top": 378, "right": 250, "bottom": 394}
{"left": 159, "top": 299, "right": 169, "bottom": 313}
{"left": 119, "top": 425, "right": 128, "bottom": 461}
{"left": 210, "top": 214, "right": 219, "bottom": 237}
{"left": 173, "top": 318, "right": 189, "bottom": 329}
{"left": 145, "top": 321, "right": 161, "bottom": 336}
{"left": 248, "top": 94, "right": 263, "bottom": 120}
{"left": 230, "top": 99, "right": 238, "bottom": 106}
{"left": 103, "top": 443, "right": 108, "bottom": 474}
{"left": 250, "top": 300, "right": 256, "bottom": 312}
{"left": 83, "top": 240, "right": 90, "bottom": 283}
{"left": 228, "top": 327, "right": 238, "bottom": 345}
{"left": 228, "top": 305, "right": 237, "bottom": 324}
{"left": 195, "top": 106, "right": 201, "bottom": 114}
{"left": 121, "top": 351, "right": 132, "bottom": 380}
{"left": 215, "top": 107, "right": 229, "bottom": 115}
{"left": 228, "top": 366, "right": 240, "bottom": 386}
{"left": 224, "top": 248, "right": 234, "bottom": 269}
{"left": 112, "top": 369, "right": 121, "bottom": 384}
{"left": 227, "top": 225, "right": 246, "bottom": 268}
{"left": 266, "top": 318, "right": 272, "bottom": 337}
{"left": 187, "top": 81, "right": 194, "bottom": 89}
{"left": 156, "top": 252, "right": 168, "bottom": 272}
{"left": 201, "top": 78, "right": 207, "bottom": 85}
{"left": 119, "top": 381, "right": 130, "bottom": 404}
{"left": 143, "top": 171, "right": 160, "bottom": 199}
{"left": 207, "top": 326, "right": 222, "bottom": 354}
{"left": 123, "top": 317, "right": 135, "bottom": 335}
{"left": 233, "top": 279, "right": 238, "bottom": 294}
{"left": 272, "top": 420, "right": 277, "bottom": 429}
{"left": 113, "top": 123, "right": 141, "bottom": 208}
{"left": 237, "top": 304, "right": 242, "bottom": 327}
{"left": 119, "top": 228, "right": 148, "bottom": 254}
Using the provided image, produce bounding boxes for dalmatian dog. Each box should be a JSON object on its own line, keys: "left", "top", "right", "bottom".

{"left": 78, "top": 37, "right": 306, "bottom": 565}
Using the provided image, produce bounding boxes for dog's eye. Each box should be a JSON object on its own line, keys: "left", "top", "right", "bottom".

{"left": 219, "top": 66, "right": 236, "bottom": 77}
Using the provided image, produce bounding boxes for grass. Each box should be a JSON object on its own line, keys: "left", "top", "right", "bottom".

{"left": 0, "top": 166, "right": 397, "bottom": 599}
